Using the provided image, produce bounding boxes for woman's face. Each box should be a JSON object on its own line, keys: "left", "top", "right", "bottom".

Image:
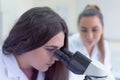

{"left": 78, "top": 16, "right": 103, "bottom": 47}
{"left": 17, "top": 31, "right": 65, "bottom": 72}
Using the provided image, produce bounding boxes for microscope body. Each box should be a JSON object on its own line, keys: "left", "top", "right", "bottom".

{"left": 54, "top": 49, "right": 115, "bottom": 80}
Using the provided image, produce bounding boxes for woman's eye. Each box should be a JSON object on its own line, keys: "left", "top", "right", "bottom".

{"left": 92, "top": 28, "right": 98, "bottom": 32}
{"left": 46, "top": 48, "right": 56, "bottom": 52}
{"left": 92, "top": 26, "right": 99, "bottom": 32}
{"left": 80, "top": 29, "right": 88, "bottom": 32}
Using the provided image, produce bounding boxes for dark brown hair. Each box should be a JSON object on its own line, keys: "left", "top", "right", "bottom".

{"left": 2, "top": 7, "right": 69, "bottom": 80}
{"left": 78, "top": 4, "right": 105, "bottom": 63}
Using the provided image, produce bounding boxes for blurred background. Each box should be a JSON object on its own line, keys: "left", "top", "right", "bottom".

{"left": 0, "top": 0, "right": 120, "bottom": 79}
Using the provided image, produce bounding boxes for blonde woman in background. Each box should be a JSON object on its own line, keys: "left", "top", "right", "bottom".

{"left": 69, "top": 4, "right": 115, "bottom": 80}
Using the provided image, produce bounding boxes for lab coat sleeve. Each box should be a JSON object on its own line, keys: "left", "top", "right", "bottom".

{"left": 0, "top": 54, "right": 6, "bottom": 80}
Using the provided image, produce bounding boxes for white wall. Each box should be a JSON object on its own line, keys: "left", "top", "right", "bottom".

{"left": 1, "top": 0, "right": 17, "bottom": 42}
{"left": 0, "top": 13, "right": 1, "bottom": 44}
{"left": 1, "top": 0, "right": 34, "bottom": 43}
{"left": 16, "top": 0, "right": 34, "bottom": 17}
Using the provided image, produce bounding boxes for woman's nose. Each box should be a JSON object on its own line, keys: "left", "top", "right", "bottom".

{"left": 53, "top": 55, "right": 59, "bottom": 61}
{"left": 87, "top": 31, "right": 93, "bottom": 39}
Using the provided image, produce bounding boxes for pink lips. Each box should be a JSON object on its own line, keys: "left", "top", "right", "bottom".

{"left": 87, "top": 40, "right": 93, "bottom": 45}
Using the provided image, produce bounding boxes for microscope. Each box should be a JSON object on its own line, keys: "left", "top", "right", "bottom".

{"left": 54, "top": 48, "right": 115, "bottom": 80}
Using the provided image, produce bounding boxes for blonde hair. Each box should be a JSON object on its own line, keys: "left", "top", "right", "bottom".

{"left": 85, "top": 4, "right": 101, "bottom": 12}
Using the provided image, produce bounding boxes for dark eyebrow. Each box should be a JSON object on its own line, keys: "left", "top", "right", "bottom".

{"left": 81, "top": 26, "right": 86, "bottom": 28}
{"left": 93, "top": 26, "right": 99, "bottom": 28}
{"left": 81, "top": 26, "right": 99, "bottom": 29}
{"left": 80, "top": 26, "right": 87, "bottom": 29}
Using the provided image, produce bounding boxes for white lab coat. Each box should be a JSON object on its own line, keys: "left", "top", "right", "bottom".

{"left": 0, "top": 50, "right": 45, "bottom": 80}
{"left": 68, "top": 33, "right": 114, "bottom": 80}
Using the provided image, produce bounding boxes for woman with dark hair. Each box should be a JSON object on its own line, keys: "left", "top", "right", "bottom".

{"left": 69, "top": 4, "right": 114, "bottom": 80}
{"left": 0, "top": 7, "right": 69, "bottom": 80}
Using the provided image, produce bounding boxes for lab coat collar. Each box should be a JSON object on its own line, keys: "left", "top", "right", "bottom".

{"left": 92, "top": 45, "right": 100, "bottom": 60}
{"left": 37, "top": 71, "right": 45, "bottom": 80}
{"left": 2, "top": 53, "right": 27, "bottom": 79}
